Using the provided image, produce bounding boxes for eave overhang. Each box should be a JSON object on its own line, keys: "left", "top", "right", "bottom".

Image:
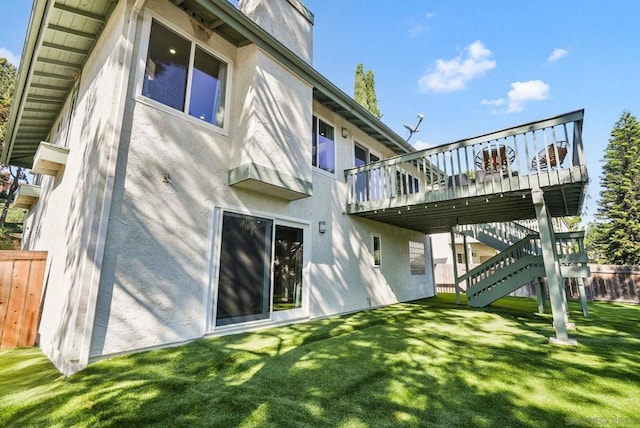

{"left": 2, "top": 0, "right": 117, "bottom": 168}
{"left": 3, "top": 0, "right": 414, "bottom": 168}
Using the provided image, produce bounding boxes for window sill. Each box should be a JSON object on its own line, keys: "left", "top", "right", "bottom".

{"left": 134, "top": 95, "right": 229, "bottom": 137}
{"left": 312, "top": 166, "right": 338, "bottom": 180}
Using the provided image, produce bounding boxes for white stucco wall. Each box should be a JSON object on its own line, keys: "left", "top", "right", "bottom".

{"left": 239, "top": 0, "right": 313, "bottom": 64}
{"left": 87, "top": 2, "right": 435, "bottom": 360}
{"left": 22, "top": 0, "right": 130, "bottom": 374}
{"left": 24, "top": 0, "right": 436, "bottom": 370}
{"left": 231, "top": 44, "right": 313, "bottom": 187}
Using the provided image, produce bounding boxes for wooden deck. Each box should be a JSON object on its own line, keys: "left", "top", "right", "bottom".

{"left": 344, "top": 110, "right": 588, "bottom": 234}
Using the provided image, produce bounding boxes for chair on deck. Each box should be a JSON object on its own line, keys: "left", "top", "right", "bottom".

{"left": 531, "top": 141, "right": 568, "bottom": 171}
{"left": 474, "top": 145, "right": 516, "bottom": 184}
{"left": 475, "top": 145, "right": 516, "bottom": 172}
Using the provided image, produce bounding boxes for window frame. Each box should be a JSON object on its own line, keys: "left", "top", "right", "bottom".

{"left": 136, "top": 12, "right": 233, "bottom": 135}
{"left": 207, "top": 206, "right": 311, "bottom": 332}
{"left": 372, "top": 233, "right": 382, "bottom": 267}
{"left": 311, "top": 114, "right": 337, "bottom": 176}
{"left": 353, "top": 142, "right": 381, "bottom": 168}
{"left": 354, "top": 142, "right": 382, "bottom": 202}
{"left": 409, "top": 240, "right": 427, "bottom": 276}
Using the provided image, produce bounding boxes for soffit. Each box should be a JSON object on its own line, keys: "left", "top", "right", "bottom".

{"left": 3, "top": 0, "right": 117, "bottom": 167}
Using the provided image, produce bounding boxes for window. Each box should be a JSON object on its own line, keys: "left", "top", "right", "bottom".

{"left": 354, "top": 143, "right": 381, "bottom": 202}
{"left": 142, "top": 19, "right": 228, "bottom": 128}
{"left": 312, "top": 116, "right": 335, "bottom": 173}
{"left": 409, "top": 241, "right": 426, "bottom": 275}
{"left": 457, "top": 253, "right": 465, "bottom": 264}
{"left": 372, "top": 234, "right": 382, "bottom": 267}
{"left": 215, "top": 212, "right": 306, "bottom": 327}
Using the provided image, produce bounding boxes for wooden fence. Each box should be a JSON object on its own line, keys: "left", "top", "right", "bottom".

{"left": 436, "top": 263, "right": 640, "bottom": 303}
{"left": 0, "top": 251, "right": 48, "bottom": 349}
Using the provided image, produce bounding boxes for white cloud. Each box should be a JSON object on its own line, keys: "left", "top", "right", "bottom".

{"left": 418, "top": 40, "right": 496, "bottom": 92}
{"left": 0, "top": 47, "right": 20, "bottom": 66}
{"left": 408, "top": 25, "right": 424, "bottom": 37}
{"left": 507, "top": 80, "right": 549, "bottom": 112}
{"left": 412, "top": 140, "right": 433, "bottom": 151}
{"left": 547, "top": 48, "right": 568, "bottom": 63}
{"left": 482, "top": 80, "right": 550, "bottom": 113}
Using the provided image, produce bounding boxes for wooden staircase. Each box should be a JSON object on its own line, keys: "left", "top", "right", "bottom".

{"left": 456, "top": 223, "right": 589, "bottom": 308}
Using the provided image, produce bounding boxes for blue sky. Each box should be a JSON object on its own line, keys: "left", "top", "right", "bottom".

{"left": 2, "top": 1, "right": 639, "bottom": 223}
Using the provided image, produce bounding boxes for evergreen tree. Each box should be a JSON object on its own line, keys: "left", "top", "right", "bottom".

{"left": 594, "top": 111, "right": 640, "bottom": 265}
{"left": 365, "top": 70, "right": 381, "bottom": 119}
{"left": 354, "top": 63, "right": 368, "bottom": 111}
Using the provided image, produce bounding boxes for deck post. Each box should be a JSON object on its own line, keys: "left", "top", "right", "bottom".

{"left": 535, "top": 277, "right": 546, "bottom": 314}
{"left": 463, "top": 233, "right": 471, "bottom": 291}
{"left": 577, "top": 277, "right": 589, "bottom": 317}
{"left": 532, "top": 189, "right": 577, "bottom": 345}
{"left": 451, "top": 228, "right": 460, "bottom": 304}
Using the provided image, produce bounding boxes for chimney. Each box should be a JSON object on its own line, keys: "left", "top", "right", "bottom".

{"left": 238, "top": 0, "right": 314, "bottom": 64}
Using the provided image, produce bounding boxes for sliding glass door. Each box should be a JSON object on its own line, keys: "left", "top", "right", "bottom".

{"left": 215, "top": 212, "right": 306, "bottom": 327}
{"left": 216, "top": 213, "right": 273, "bottom": 326}
{"left": 272, "top": 225, "right": 304, "bottom": 312}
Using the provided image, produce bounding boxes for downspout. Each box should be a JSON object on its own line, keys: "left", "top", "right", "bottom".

{"left": 78, "top": 0, "right": 148, "bottom": 372}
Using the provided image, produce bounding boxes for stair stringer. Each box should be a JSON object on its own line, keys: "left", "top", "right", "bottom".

{"left": 466, "top": 255, "right": 545, "bottom": 307}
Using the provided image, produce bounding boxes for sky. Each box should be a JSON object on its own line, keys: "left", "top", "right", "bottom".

{"left": 1, "top": 1, "right": 639, "bottom": 223}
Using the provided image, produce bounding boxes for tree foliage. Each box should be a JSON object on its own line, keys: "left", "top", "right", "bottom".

{"left": 354, "top": 63, "right": 367, "bottom": 110}
{"left": 364, "top": 70, "right": 380, "bottom": 119}
{"left": 590, "top": 111, "right": 640, "bottom": 265}
{"left": 353, "top": 63, "right": 381, "bottom": 119}
{"left": 0, "top": 57, "right": 17, "bottom": 146}
{"left": 0, "top": 57, "right": 22, "bottom": 229}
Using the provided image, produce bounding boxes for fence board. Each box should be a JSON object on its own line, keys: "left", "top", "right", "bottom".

{"left": 19, "top": 260, "right": 46, "bottom": 347}
{"left": 1, "top": 260, "right": 30, "bottom": 348}
{"left": 0, "top": 251, "right": 47, "bottom": 349}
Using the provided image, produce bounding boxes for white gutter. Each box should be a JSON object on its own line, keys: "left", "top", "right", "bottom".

{"left": 78, "top": 0, "right": 148, "bottom": 372}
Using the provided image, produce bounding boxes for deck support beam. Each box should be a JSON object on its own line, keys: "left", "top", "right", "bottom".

{"left": 577, "top": 277, "right": 589, "bottom": 317}
{"left": 532, "top": 189, "right": 577, "bottom": 345}
{"left": 535, "top": 277, "right": 547, "bottom": 314}
{"left": 451, "top": 228, "right": 461, "bottom": 304}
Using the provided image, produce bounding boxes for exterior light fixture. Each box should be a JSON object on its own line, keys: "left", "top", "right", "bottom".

{"left": 318, "top": 221, "right": 327, "bottom": 233}
{"left": 341, "top": 127, "right": 348, "bottom": 138}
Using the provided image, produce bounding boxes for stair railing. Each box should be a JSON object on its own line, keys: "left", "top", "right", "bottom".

{"left": 458, "top": 234, "right": 541, "bottom": 293}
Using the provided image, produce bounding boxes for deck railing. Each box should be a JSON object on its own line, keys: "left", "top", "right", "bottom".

{"left": 345, "top": 110, "right": 586, "bottom": 208}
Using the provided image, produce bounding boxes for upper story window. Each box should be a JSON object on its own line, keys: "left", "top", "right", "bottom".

{"left": 142, "top": 19, "right": 228, "bottom": 128}
{"left": 312, "top": 116, "right": 335, "bottom": 174}
{"left": 354, "top": 144, "right": 380, "bottom": 167}
{"left": 354, "top": 143, "right": 382, "bottom": 202}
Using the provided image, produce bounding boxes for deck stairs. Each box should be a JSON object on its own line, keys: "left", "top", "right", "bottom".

{"left": 456, "top": 222, "right": 589, "bottom": 307}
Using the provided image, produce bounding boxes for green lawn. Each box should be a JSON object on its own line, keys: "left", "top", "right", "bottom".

{"left": 1, "top": 295, "right": 639, "bottom": 427}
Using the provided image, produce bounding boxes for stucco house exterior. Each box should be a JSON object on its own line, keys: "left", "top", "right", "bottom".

{"left": 3, "top": 0, "right": 590, "bottom": 376}
{"left": 2, "top": 0, "right": 439, "bottom": 375}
